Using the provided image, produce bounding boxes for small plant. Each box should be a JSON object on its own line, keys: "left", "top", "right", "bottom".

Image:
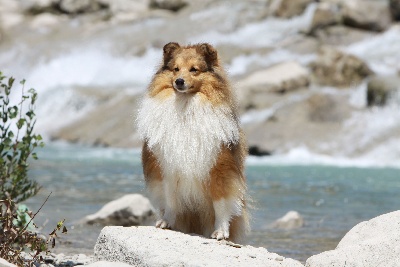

{"left": 0, "top": 71, "right": 44, "bottom": 203}
{"left": 0, "top": 195, "right": 67, "bottom": 266}
{"left": 0, "top": 72, "right": 67, "bottom": 266}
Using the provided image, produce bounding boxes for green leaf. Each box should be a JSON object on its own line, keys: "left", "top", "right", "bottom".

{"left": 17, "top": 118, "right": 26, "bottom": 129}
{"left": 8, "top": 77, "right": 15, "bottom": 87}
{"left": 8, "top": 106, "right": 18, "bottom": 119}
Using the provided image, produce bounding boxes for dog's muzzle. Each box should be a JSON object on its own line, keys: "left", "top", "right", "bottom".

{"left": 174, "top": 78, "right": 187, "bottom": 91}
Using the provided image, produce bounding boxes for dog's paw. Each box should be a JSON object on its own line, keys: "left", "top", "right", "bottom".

{"left": 156, "top": 219, "right": 171, "bottom": 229}
{"left": 211, "top": 229, "right": 229, "bottom": 240}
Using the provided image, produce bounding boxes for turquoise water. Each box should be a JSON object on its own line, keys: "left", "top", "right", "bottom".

{"left": 26, "top": 145, "right": 400, "bottom": 262}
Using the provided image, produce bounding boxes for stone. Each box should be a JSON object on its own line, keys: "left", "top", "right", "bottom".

{"left": 312, "top": 25, "right": 376, "bottom": 47}
{"left": 59, "top": 0, "right": 106, "bottom": 14}
{"left": 309, "top": 2, "right": 340, "bottom": 33}
{"left": 94, "top": 226, "right": 304, "bottom": 267}
{"left": 390, "top": 0, "right": 400, "bottom": 20}
{"left": 149, "top": 0, "right": 187, "bottom": 12}
{"left": 310, "top": 46, "right": 373, "bottom": 87}
{"left": 307, "top": 93, "right": 350, "bottom": 122}
{"left": 30, "top": 13, "right": 64, "bottom": 29}
{"left": 0, "top": 13, "right": 24, "bottom": 29}
{"left": 86, "top": 261, "right": 133, "bottom": 267}
{"left": 269, "top": 0, "right": 313, "bottom": 18}
{"left": 51, "top": 92, "right": 142, "bottom": 148}
{"left": 272, "top": 211, "right": 304, "bottom": 229}
{"left": 248, "top": 145, "right": 272, "bottom": 157}
{"left": 22, "top": 0, "right": 59, "bottom": 14}
{"left": 97, "top": 0, "right": 149, "bottom": 15}
{"left": 306, "top": 210, "right": 400, "bottom": 267}
{"left": 0, "top": 258, "right": 17, "bottom": 267}
{"left": 367, "top": 75, "right": 400, "bottom": 107}
{"left": 237, "top": 61, "right": 310, "bottom": 110}
{"left": 242, "top": 91, "right": 352, "bottom": 155}
{"left": 341, "top": 0, "right": 392, "bottom": 32}
{"left": 83, "top": 194, "right": 155, "bottom": 226}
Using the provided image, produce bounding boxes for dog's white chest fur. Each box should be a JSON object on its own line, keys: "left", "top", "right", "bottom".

{"left": 137, "top": 93, "right": 239, "bottom": 182}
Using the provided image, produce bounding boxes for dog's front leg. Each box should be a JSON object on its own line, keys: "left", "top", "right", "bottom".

{"left": 156, "top": 207, "right": 176, "bottom": 229}
{"left": 211, "top": 198, "right": 242, "bottom": 240}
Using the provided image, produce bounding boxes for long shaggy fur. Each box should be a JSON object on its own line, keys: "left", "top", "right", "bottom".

{"left": 137, "top": 42, "right": 249, "bottom": 243}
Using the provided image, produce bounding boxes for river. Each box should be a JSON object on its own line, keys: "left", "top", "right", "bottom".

{"left": 25, "top": 144, "right": 400, "bottom": 263}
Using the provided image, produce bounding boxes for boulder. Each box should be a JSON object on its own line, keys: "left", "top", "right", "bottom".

{"left": 310, "top": 47, "right": 373, "bottom": 87}
{"left": 51, "top": 92, "right": 142, "bottom": 148}
{"left": 390, "top": 0, "right": 400, "bottom": 20}
{"left": 97, "top": 0, "right": 149, "bottom": 15}
{"left": 309, "top": 2, "right": 340, "bottom": 33}
{"left": 367, "top": 75, "right": 400, "bottom": 107}
{"left": 86, "top": 261, "right": 133, "bottom": 267}
{"left": 30, "top": 12, "right": 64, "bottom": 29}
{"left": 83, "top": 194, "right": 155, "bottom": 226}
{"left": 22, "top": 0, "right": 59, "bottom": 14}
{"left": 269, "top": 0, "right": 314, "bottom": 18}
{"left": 312, "top": 25, "right": 376, "bottom": 46}
{"left": 0, "top": 13, "right": 25, "bottom": 29}
{"left": 94, "top": 226, "right": 305, "bottom": 267}
{"left": 242, "top": 92, "right": 352, "bottom": 155}
{"left": 59, "top": 0, "right": 106, "bottom": 14}
{"left": 248, "top": 145, "right": 272, "bottom": 157}
{"left": 307, "top": 93, "right": 349, "bottom": 122}
{"left": 272, "top": 211, "right": 304, "bottom": 229}
{"left": 0, "top": 258, "right": 17, "bottom": 267}
{"left": 149, "top": 0, "right": 187, "bottom": 12}
{"left": 341, "top": 0, "right": 392, "bottom": 32}
{"left": 237, "top": 61, "right": 310, "bottom": 110}
{"left": 306, "top": 210, "right": 400, "bottom": 267}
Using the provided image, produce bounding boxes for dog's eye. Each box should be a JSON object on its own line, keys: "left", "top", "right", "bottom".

{"left": 190, "top": 67, "right": 198, "bottom": 72}
{"left": 174, "top": 67, "right": 179, "bottom": 72}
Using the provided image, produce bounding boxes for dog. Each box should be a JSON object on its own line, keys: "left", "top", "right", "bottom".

{"left": 137, "top": 42, "right": 249, "bottom": 242}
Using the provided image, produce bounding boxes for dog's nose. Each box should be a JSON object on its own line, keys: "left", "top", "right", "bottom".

{"left": 175, "top": 78, "right": 185, "bottom": 87}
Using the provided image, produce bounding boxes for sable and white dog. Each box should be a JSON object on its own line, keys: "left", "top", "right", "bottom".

{"left": 137, "top": 42, "right": 249, "bottom": 242}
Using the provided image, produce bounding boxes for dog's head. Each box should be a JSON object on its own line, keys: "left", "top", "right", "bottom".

{"left": 162, "top": 42, "right": 219, "bottom": 93}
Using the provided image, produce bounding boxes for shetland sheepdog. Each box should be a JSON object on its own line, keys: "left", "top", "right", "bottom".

{"left": 137, "top": 42, "right": 249, "bottom": 242}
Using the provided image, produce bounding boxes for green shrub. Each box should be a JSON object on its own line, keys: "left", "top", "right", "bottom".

{"left": 0, "top": 71, "right": 44, "bottom": 203}
{"left": 0, "top": 72, "right": 66, "bottom": 266}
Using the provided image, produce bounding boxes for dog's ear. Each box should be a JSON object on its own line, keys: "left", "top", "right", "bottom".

{"left": 198, "top": 43, "right": 218, "bottom": 69}
{"left": 163, "top": 42, "right": 180, "bottom": 66}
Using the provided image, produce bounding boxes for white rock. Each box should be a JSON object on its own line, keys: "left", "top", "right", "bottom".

{"left": 306, "top": 210, "right": 400, "bottom": 267}
{"left": 272, "top": 211, "right": 304, "bottom": 229}
{"left": 309, "top": 2, "right": 340, "bottom": 31}
{"left": 86, "top": 260, "right": 133, "bottom": 267}
{"left": 97, "top": 0, "right": 149, "bottom": 14}
{"left": 94, "top": 226, "right": 304, "bottom": 267}
{"left": 0, "top": 258, "right": 17, "bottom": 267}
{"left": 83, "top": 194, "right": 155, "bottom": 226}
{"left": 236, "top": 61, "right": 309, "bottom": 110}
{"left": 237, "top": 61, "right": 310, "bottom": 94}
{"left": 30, "top": 13, "right": 64, "bottom": 29}
{"left": 0, "top": 13, "right": 24, "bottom": 29}
{"left": 269, "top": 0, "right": 313, "bottom": 18}
{"left": 341, "top": 0, "right": 392, "bottom": 32}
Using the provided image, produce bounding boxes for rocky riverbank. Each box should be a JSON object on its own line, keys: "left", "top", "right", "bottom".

{"left": 1, "top": 0, "right": 400, "bottom": 163}
{"left": 3, "top": 208, "right": 399, "bottom": 266}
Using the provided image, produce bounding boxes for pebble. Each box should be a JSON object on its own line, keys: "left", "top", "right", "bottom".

{"left": 21, "top": 252, "right": 94, "bottom": 267}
